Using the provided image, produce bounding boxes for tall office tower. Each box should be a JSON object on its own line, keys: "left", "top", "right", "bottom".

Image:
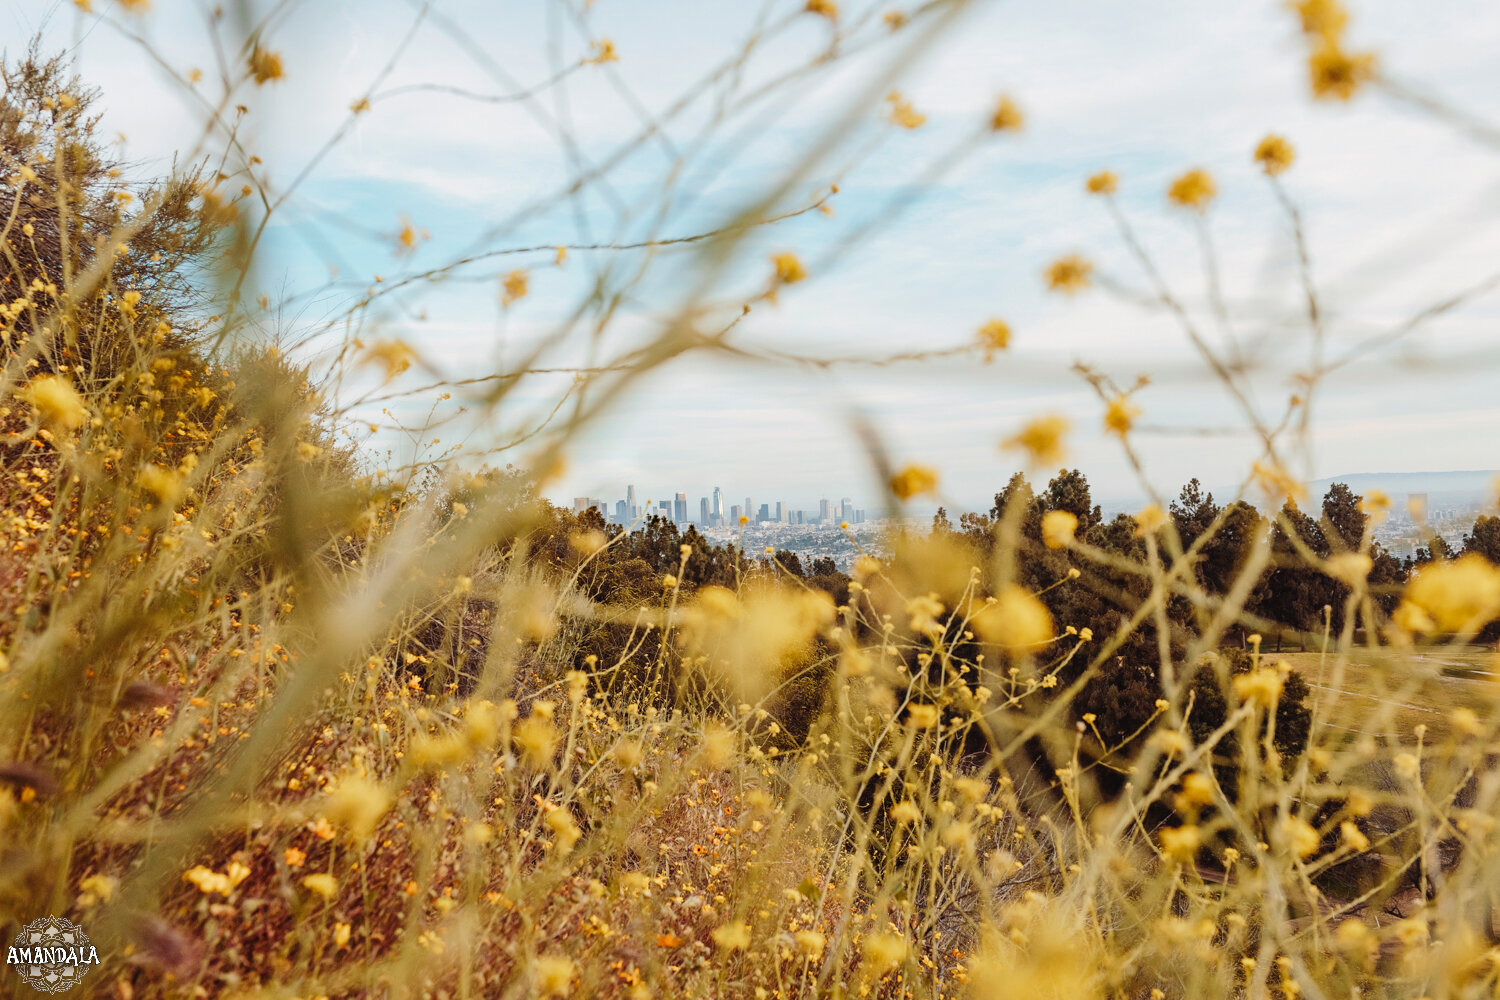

{"left": 625, "top": 484, "right": 638, "bottom": 522}
{"left": 819, "top": 499, "right": 831, "bottom": 523}
{"left": 573, "top": 497, "right": 591, "bottom": 514}
{"left": 730, "top": 504, "right": 743, "bottom": 523}
{"left": 840, "top": 497, "right": 852, "bottom": 522}
{"left": 775, "top": 501, "right": 786, "bottom": 522}
{"left": 700, "top": 497, "right": 711, "bottom": 524}
{"left": 712, "top": 487, "right": 724, "bottom": 519}
{"left": 614, "top": 499, "right": 627, "bottom": 523}
{"left": 675, "top": 493, "right": 688, "bottom": 523}
{"left": 594, "top": 500, "right": 608, "bottom": 518}
{"left": 855, "top": 509, "right": 865, "bottom": 524}
{"left": 658, "top": 500, "right": 671, "bottom": 520}
{"left": 758, "top": 503, "right": 770, "bottom": 523}
{"left": 745, "top": 497, "right": 753, "bottom": 522}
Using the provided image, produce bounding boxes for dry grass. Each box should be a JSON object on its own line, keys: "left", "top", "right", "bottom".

{"left": 2, "top": 3, "right": 1500, "bottom": 1000}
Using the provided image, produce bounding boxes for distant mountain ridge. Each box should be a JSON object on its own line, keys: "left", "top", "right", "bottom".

{"left": 1309, "top": 470, "right": 1498, "bottom": 504}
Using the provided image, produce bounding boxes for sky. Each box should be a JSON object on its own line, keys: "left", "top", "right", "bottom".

{"left": 9, "top": 0, "right": 1500, "bottom": 514}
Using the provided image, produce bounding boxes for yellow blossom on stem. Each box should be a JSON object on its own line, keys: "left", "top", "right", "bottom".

{"left": 1086, "top": 170, "right": 1118, "bottom": 195}
{"left": 1002, "top": 414, "right": 1069, "bottom": 467}
{"left": 21, "top": 375, "right": 88, "bottom": 433}
{"left": 586, "top": 38, "right": 618, "bottom": 64}
{"left": 1254, "top": 134, "right": 1296, "bottom": 175}
{"left": 1104, "top": 394, "right": 1141, "bottom": 437}
{"left": 974, "top": 584, "right": 1054, "bottom": 650}
{"left": 1309, "top": 40, "right": 1375, "bottom": 100}
{"left": 248, "top": 47, "right": 285, "bottom": 85}
{"left": 535, "top": 955, "right": 577, "bottom": 996}
{"left": 772, "top": 252, "right": 807, "bottom": 284}
{"left": 885, "top": 91, "right": 926, "bottom": 129}
{"left": 1044, "top": 254, "right": 1092, "bottom": 294}
{"left": 805, "top": 0, "right": 838, "bottom": 20}
{"left": 1134, "top": 503, "right": 1168, "bottom": 538}
{"left": 1041, "top": 510, "right": 1077, "bottom": 549}
{"left": 1167, "top": 169, "right": 1216, "bottom": 211}
{"left": 989, "top": 95, "right": 1024, "bottom": 132}
{"left": 977, "top": 319, "right": 1011, "bottom": 360}
{"left": 302, "top": 873, "right": 338, "bottom": 900}
{"left": 501, "top": 269, "right": 529, "bottom": 306}
{"left": 890, "top": 464, "right": 938, "bottom": 500}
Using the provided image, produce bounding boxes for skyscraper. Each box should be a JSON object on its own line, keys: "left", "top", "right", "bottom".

{"left": 775, "top": 501, "right": 785, "bottom": 522}
{"left": 675, "top": 493, "right": 687, "bottom": 523}
{"left": 745, "top": 497, "right": 753, "bottom": 523}
{"left": 615, "top": 499, "right": 627, "bottom": 523}
{"left": 626, "top": 484, "right": 638, "bottom": 522}
{"left": 700, "top": 497, "right": 711, "bottom": 524}
{"left": 840, "top": 497, "right": 852, "bottom": 522}
{"left": 758, "top": 503, "right": 770, "bottom": 523}
{"left": 819, "top": 499, "right": 831, "bottom": 523}
{"left": 730, "top": 504, "right": 743, "bottom": 523}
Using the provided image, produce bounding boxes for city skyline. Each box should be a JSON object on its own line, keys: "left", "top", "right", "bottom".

{"left": 571, "top": 484, "right": 866, "bottom": 529}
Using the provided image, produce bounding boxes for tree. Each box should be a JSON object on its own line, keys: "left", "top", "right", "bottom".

{"left": 1, "top": 47, "right": 227, "bottom": 382}
{"left": 1463, "top": 514, "right": 1500, "bottom": 564}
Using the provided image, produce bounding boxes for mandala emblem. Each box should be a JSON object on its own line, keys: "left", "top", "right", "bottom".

{"left": 7, "top": 916, "right": 101, "bottom": 994}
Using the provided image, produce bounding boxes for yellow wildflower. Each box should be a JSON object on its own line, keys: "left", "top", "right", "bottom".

{"left": 713, "top": 921, "right": 753, "bottom": 951}
{"left": 885, "top": 92, "right": 925, "bottom": 129}
{"left": 1104, "top": 394, "right": 1141, "bottom": 436}
{"left": 501, "top": 269, "right": 529, "bottom": 306}
{"left": 21, "top": 375, "right": 88, "bottom": 433}
{"left": 586, "top": 38, "right": 618, "bottom": 64}
{"left": 1309, "top": 40, "right": 1375, "bottom": 101}
{"left": 1167, "top": 169, "right": 1216, "bottom": 211}
{"left": 535, "top": 955, "right": 577, "bottom": 996}
{"left": 862, "top": 933, "right": 907, "bottom": 974}
{"left": 1281, "top": 815, "right": 1321, "bottom": 858}
{"left": 1397, "top": 554, "right": 1500, "bottom": 633}
{"left": 1159, "top": 825, "right": 1201, "bottom": 862}
{"left": 989, "top": 96, "right": 1024, "bottom": 132}
{"left": 363, "top": 340, "right": 416, "bottom": 380}
{"left": 1002, "top": 414, "right": 1069, "bottom": 467}
{"left": 1290, "top": 0, "right": 1348, "bottom": 41}
{"left": 1134, "top": 503, "right": 1167, "bottom": 537}
{"left": 183, "top": 866, "right": 234, "bottom": 896}
{"left": 905, "top": 703, "right": 941, "bottom": 729}
{"left": 976, "top": 318, "right": 1011, "bottom": 360}
{"left": 973, "top": 584, "right": 1054, "bottom": 650}
{"left": 890, "top": 464, "right": 939, "bottom": 500}
{"left": 806, "top": 0, "right": 838, "bottom": 20}
{"left": 1325, "top": 552, "right": 1372, "bottom": 587}
{"left": 248, "top": 47, "right": 284, "bottom": 85}
{"left": 1086, "top": 170, "right": 1118, "bottom": 195}
{"left": 302, "top": 873, "right": 338, "bottom": 899}
{"left": 1044, "top": 254, "right": 1092, "bottom": 293}
{"left": 1253, "top": 134, "right": 1296, "bottom": 175}
{"left": 1041, "top": 510, "right": 1077, "bottom": 549}
{"left": 772, "top": 252, "right": 807, "bottom": 284}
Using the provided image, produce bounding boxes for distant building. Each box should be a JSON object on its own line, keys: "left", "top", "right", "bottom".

{"left": 572, "top": 497, "right": 592, "bottom": 514}
{"left": 840, "top": 497, "right": 852, "bottom": 522}
{"left": 775, "top": 501, "right": 786, "bottom": 522}
{"left": 675, "top": 493, "right": 687, "bottom": 523}
{"left": 758, "top": 503, "right": 770, "bottom": 523}
{"left": 700, "top": 496, "right": 711, "bottom": 524}
{"left": 713, "top": 487, "right": 724, "bottom": 520}
{"left": 658, "top": 500, "right": 671, "bottom": 519}
{"left": 730, "top": 504, "right": 743, "bottom": 523}
{"left": 819, "top": 499, "right": 831, "bottom": 523}
{"left": 615, "top": 499, "right": 627, "bottom": 523}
